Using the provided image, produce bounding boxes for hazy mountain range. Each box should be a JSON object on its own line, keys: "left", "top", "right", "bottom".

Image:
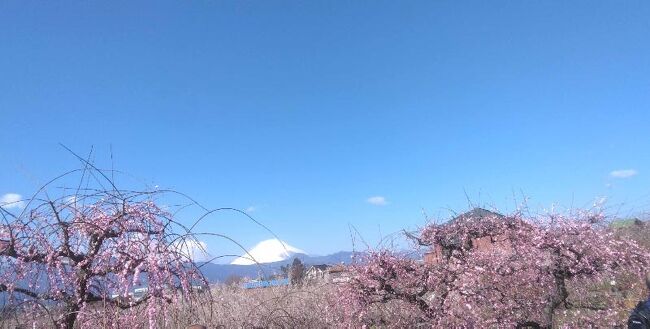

{"left": 199, "top": 250, "right": 357, "bottom": 282}
{"left": 199, "top": 237, "right": 425, "bottom": 282}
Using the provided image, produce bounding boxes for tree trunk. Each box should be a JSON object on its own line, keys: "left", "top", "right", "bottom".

{"left": 58, "top": 304, "right": 79, "bottom": 329}
{"left": 544, "top": 270, "right": 570, "bottom": 329}
{"left": 515, "top": 321, "right": 542, "bottom": 329}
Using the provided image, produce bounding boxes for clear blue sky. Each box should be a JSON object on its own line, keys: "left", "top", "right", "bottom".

{"left": 1, "top": 1, "right": 649, "bottom": 257}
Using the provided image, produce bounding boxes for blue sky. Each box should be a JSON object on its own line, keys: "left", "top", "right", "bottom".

{"left": 1, "top": 1, "right": 649, "bottom": 257}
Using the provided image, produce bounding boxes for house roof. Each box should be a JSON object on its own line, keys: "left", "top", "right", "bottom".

{"left": 327, "top": 264, "right": 347, "bottom": 273}
{"left": 308, "top": 264, "right": 330, "bottom": 271}
{"left": 436, "top": 208, "right": 512, "bottom": 249}
{"left": 447, "top": 208, "right": 505, "bottom": 226}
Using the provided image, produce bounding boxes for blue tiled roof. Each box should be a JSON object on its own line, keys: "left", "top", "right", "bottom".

{"left": 242, "top": 278, "right": 289, "bottom": 289}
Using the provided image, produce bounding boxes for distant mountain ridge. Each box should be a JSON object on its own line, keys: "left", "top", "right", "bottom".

{"left": 199, "top": 251, "right": 359, "bottom": 282}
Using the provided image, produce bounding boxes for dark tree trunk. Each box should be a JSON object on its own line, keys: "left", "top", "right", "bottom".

{"left": 544, "top": 269, "right": 570, "bottom": 329}
{"left": 515, "top": 321, "right": 542, "bottom": 329}
{"left": 59, "top": 304, "right": 79, "bottom": 329}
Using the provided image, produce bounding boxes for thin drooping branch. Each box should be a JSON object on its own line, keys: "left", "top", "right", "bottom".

{"left": 0, "top": 186, "right": 210, "bottom": 328}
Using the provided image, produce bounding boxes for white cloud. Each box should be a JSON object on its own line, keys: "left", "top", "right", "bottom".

{"left": 245, "top": 206, "right": 256, "bottom": 213}
{"left": 0, "top": 193, "right": 25, "bottom": 210}
{"left": 367, "top": 196, "right": 388, "bottom": 206}
{"left": 610, "top": 169, "right": 638, "bottom": 179}
{"left": 172, "top": 238, "right": 211, "bottom": 262}
{"left": 65, "top": 196, "right": 77, "bottom": 205}
{"left": 594, "top": 196, "right": 607, "bottom": 207}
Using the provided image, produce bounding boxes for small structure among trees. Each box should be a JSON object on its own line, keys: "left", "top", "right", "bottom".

{"left": 304, "top": 264, "right": 351, "bottom": 284}
{"left": 423, "top": 208, "right": 515, "bottom": 264}
{"left": 305, "top": 264, "right": 331, "bottom": 283}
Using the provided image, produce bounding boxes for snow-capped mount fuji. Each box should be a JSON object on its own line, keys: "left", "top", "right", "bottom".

{"left": 230, "top": 238, "right": 307, "bottom": 265}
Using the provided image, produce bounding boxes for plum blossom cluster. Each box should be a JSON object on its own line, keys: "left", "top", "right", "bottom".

{"left": 339, "top": 209, "right": 649, "bottom": 327}
{"left": 0, "top": 191, "right": 207, "bottom": 328}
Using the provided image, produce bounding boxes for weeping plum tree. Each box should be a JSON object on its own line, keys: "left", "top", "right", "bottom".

{"left": 339, "top": 208, "right": 649, "bottom": 328}
{"left": 0, "top": 178, "right": 209, "bottom": 328}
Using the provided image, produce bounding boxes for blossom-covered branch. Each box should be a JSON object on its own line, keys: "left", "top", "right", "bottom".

{"left": 339, "top": 208, "right": 650, "bottom": 328}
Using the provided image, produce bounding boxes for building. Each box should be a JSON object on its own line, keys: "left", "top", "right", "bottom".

{"left": 241, "top": 278, "right": 289, "bottom": 289}
{"left": 327, "top": 264, "right": 351, "bottom": 283}
{"left": 304, "top": 264, "right": 351, "bottom": 284}
{"left": 423, "top": 208, "right": 515, "bottom": 265}
{"left": 304, "top": 265, "right": 330, "bottom": 282}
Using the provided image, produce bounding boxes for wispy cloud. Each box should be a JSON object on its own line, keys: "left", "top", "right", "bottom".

{"left": 367, "top": 196, "right": 388, "bottom": 206}
{"left": 0, "top": 193, "right": 25, "bottom": 210}
{"left": 609, "top": 169, "right": 638, "bottom": 179}
{"left": 245, "top": 206, "right": 257, "bottom": 213}
{"left": 65, "top": 196, "right": 77, "bottom": 205}
{"left": 594, "top": 196, "right": 608, "bottom": 207}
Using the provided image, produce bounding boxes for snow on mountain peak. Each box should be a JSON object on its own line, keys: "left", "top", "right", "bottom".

{"left": 230, "top": 238, "right": 306, "bottom": 265}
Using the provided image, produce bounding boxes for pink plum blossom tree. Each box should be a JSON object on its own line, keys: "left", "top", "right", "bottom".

{"left": 340, "top": 208, "right": 649, "bottom": 328}
{"left": 0, "top": 184, "right": 208, "bottom": 328}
